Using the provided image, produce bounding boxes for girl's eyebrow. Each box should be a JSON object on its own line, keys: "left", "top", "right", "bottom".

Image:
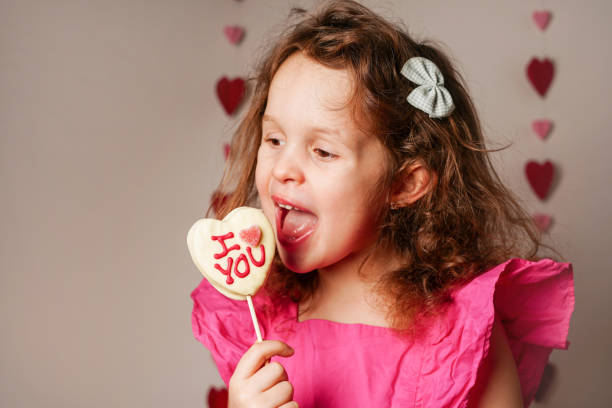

{"left": 262, "top": 114, "right": 343, "bottom": 139}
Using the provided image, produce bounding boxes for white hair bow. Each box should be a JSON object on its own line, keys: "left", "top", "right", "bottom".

{"left": 400, "top": 57, "right": 455, "bottom": 118}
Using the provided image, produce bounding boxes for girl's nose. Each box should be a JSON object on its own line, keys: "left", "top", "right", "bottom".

{"left": 271, "top": 147, "right": 305, "bottom": 184}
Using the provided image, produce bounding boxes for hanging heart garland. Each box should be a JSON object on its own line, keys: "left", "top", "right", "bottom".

{"left": 526, "top": 58, "right": 554, "bottom": 97}
{"left": 532, "top": 213, "right": 553, "bottom": 233}
{"left": 223, "top": 143, "right": 231, "bottom": 160}
{"left": 525, "top": 160, "right": 555, "bottom": 200}
{"left": 533, "top": 11, "right": 552, "bottom": 31}
{"left": 216, "top": 77, "right": 246, "bottom": 115}
{"left": 532, "top": 119, "right": 553, "bottom": 140}
{"left": 210, "top": 190, "right": 231, "bottom": 215}
{"left": 223, "top": 25, "right": 245, "bottom": 45}
{"left": 207, "top": 386, "right": 228, "bottom": 408}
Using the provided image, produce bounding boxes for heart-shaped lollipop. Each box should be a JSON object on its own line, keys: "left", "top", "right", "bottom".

{"left": 187, "top": 207, "right": 276, "bottom": 342}
{"left": 187, "top": 207, "right": 275, "bottom": 300}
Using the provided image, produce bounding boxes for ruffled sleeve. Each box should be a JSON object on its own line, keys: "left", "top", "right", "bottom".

{"left": 191, "top": 278, "right": 278, "bottom": 385}
{"left": 416, "top": 258, "right": 575, "bottom": 408}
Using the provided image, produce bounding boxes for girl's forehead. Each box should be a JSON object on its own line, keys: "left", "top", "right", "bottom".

{"left": 265, "top": 53, "right": 366, "bottom": 135}
{"left": 268, "top": 53, "right": 353, "bottom": 111}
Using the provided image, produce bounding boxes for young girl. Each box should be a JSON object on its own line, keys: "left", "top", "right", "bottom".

{"left": 191, "top": 1, "right": 575, "bottom": 407}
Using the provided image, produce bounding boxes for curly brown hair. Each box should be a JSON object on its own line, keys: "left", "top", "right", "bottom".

{"left": 211, "top": 0, "right": 546, "bottom": 331}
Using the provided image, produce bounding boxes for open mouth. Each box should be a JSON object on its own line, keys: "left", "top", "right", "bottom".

{"left": 273, "top": 197, "right": 318, "bottom": 246}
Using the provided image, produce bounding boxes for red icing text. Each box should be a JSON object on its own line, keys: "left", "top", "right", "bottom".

{"left": 210, "top": 232, "right": 266, "bottom": 285}
{"left": 211, "top": 232, "right": 240, "bottom": 259}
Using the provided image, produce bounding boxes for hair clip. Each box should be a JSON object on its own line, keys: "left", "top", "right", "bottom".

{"left": 400, "top": 57, "right": 455, "bottom": 118}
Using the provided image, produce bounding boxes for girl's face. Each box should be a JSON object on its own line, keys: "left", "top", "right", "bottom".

{"left": 255, "top": 52, "right": 390, "bottom": 273}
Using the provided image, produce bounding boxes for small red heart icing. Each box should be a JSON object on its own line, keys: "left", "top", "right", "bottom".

{"left": 240, "top": 225, "right": 262, "bottom": 247}
{"left": 532, "top": 119, "right": 552, "bottom": 140}
{"left": 533, "top": 11, "right": 552, "bottom": 31}
{"left": 525, "top": 160, "right": 555, "bottom": 200}
{"left": 223, "top": 25, "right": 245, "bottom": 45}
{"left": 216, "top": 77, "right": 245, "bottom": 115}
{"left": 207, "top": 387, "right": 228, "bottom": 408}
{"left": 526, "top": 58, "right": 554, "bottom": 97}
{"left": 533, "top": 213, "right": 553, "bottom": 232}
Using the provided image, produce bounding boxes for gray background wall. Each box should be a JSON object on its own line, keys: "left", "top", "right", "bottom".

{"left": 1, "top": 0, "right": 609, "bottom": 406}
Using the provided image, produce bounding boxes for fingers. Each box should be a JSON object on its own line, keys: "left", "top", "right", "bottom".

{"left": 261, "top": 380, "right": 294, "bottom": 408}
{"left": 228, "top": 340, "right": 297, "bottom": 408}
{"left": 250, "top": 361, "right": 288, "bottom": 391}
{"left": 278, "top": 402, "right": 299, "bottom": 408}
{"left": 233, "top": 340, "right": 294, "bottom": 379}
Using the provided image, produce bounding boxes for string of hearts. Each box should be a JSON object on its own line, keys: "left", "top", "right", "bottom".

{"left": 210, "top": 3, "right": 249, "bottom": 218}
{"left": 525, "top": 10, "right": 557, "bottom": 235}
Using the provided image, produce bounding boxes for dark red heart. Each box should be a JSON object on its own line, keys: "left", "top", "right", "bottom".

{"left": 210, "top": 190, "right": 231, "bottom": 216}
{"left": 216, "top": 77, "right": 245, "bottom": 115}
{"left": 526, "top": 58, "right": 554, "bottom": 97}
{"left": 207, "top": 386, "right": 228, "bottom": 408}
{"left": 525, "top": 160, "right": 555, "bottom": 200}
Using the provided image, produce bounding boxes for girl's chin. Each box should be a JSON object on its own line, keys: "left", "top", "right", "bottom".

{"left": 277, "top": 251, "right": 317, "bottom": 274}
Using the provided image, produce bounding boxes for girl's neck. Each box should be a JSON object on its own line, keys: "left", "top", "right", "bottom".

{"left": 298, "top": 244, "right": 404, "bottom": 327}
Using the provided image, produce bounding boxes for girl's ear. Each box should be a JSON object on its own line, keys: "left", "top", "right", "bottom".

{"left": 389, "top": 161, "right": 435, "bottom": 208}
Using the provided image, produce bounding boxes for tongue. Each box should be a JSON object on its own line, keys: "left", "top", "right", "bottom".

{"left": 281, "top": 209, "right": 317, "bottom": 240}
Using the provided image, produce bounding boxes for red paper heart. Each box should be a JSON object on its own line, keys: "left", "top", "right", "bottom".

{"left": 525, "top": 160, "right": 555, "bottom": 200}
{"left": 210, "top": 190, "right": 231, "bottom": 215}
{"left": 532, "top": 119, "right": 553, "bottom": 140}
{"left": 532, "top": 213, "right": 553, "bottom": 233}
{"left": 223, "top": 143, "right": 231, "bottom": 160}
{"left": 239, "top": 225, "right": 262, "bottom": 247}
{"left": 223, "top": 25, "right": 245, "bottom": 45}
{"left": 533, "top": 11, "right": 552, "bottom": 31}
{"left": 527, "top": 58, "right": 554, "bottom": 97}
{"left": 216, "top": 77, "right": 245, "bottom": 115}
{"left": 207, "top": 386, "right": 228, "bottom": 408}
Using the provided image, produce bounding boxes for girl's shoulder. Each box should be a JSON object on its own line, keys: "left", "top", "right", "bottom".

{"left": 418, "top": 258, "right": 575, "bottom": 407}
{"left": 452, "top": 258, "right": 574, "bottom": 349}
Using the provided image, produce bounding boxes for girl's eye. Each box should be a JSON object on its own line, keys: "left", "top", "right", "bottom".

{"left": 314, "top": 148, "right": 337, "bottom": 159}
{"left": 264, "top": 135, "right": 283, "bottom": 147}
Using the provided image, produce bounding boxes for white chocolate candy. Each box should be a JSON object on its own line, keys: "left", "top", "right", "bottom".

{"left": 187, "top": 207, "right": 275, "bottom": 300}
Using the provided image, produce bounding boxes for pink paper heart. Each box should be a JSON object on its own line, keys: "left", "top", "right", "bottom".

{"left": 533, "top": 11, "right": 552, "bottom": 31}
{"left": 223, "top": 25, "right": 244, "bottom": 45}
{"left": 532, "top": 119, "right": 553, "bottom": 140}
{"left": 533, "top": 213, "right": 553, "bottom": 233}
{"left": 239, "top": 225, "right": 262, "bottom": 247}
{"left": 525, "top": 160, "right": 555, "bottom": 200}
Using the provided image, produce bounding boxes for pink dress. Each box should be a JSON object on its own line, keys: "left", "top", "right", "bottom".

{"left": 191, "top": 258, "right": 574, "bottom": 407}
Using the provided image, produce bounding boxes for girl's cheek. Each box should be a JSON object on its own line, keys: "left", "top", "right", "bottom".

{"left": 254, "top": 158, "right": 271, "bottom": 200}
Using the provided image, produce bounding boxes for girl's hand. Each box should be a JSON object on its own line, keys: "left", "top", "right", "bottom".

{"left": 228, "top": 340, "right": 298, "bottom": 408}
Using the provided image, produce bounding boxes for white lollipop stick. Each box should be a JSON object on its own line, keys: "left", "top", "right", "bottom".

{"left": 246, "top": 295, "right": 263, "bottom": 343}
